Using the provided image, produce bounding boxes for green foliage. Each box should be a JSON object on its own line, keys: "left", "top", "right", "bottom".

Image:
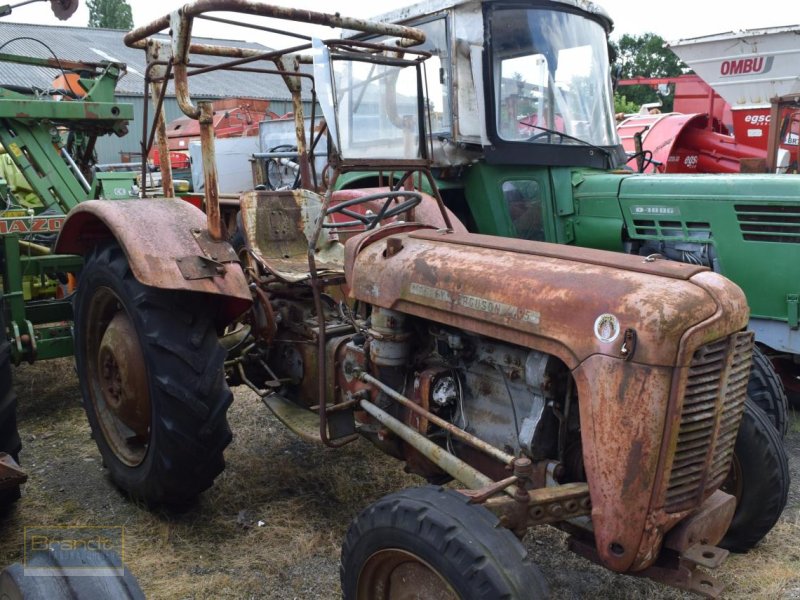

{"left": 87, "top": 0, "right": 133, "bottom": 30}
{"left": 611, "top": 33, "right": 688, "bottom": 112}
{"left": 614, "top": 94, "right": 639, "bottom": 117}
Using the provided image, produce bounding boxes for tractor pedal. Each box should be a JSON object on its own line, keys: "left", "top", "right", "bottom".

{"left": 261, "top": 393, "right": 322, "bottom": 443}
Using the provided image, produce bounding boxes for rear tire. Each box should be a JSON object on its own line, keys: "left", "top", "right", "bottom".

{"left": 0, "top": 301, "right": 21, "bottom": 506}
{"left": 719, "top": 399, "right": 789, "bottom": 552}
{"left": 747, "top": 345, "right": 789, "bottom": 437}
{"left": 341, "top": 486, "right": 548, "bottom": 599}
{"left": 73, "top": 243, "right": 232, "bottom": 506}
{"left": 0, "top": 547, "right": 144, "bottom": 599}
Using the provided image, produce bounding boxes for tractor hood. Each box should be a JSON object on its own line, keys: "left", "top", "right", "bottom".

{"left": 348, "top": 227, "right": 750, "bottom": 573}
{"left": 347, "top": 229, "right": 749, "bottom": 369}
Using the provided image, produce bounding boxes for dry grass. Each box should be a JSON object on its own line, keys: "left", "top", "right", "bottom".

{"left": 1, "top": 358, "right": 798, "bottom": 599}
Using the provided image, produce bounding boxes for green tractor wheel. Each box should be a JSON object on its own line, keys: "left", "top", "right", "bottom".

{"left": 0, "top": 300, "right": 22, "bottom": 507}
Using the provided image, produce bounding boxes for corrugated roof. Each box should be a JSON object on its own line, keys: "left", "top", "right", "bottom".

{"left": 0, "top": 21, "right": 308, "bottom": 100}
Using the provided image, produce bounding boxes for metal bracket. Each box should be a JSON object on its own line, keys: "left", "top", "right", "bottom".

{"left": 681, "top": 544, "right": 729, "bottom": 570}
{"left": 10, "top": 319, "right": 36, "bottom": 364}
{"left": 176, "top": 255, "right": 226, "bottom": 280}
{"left": 569, "top": 538, "right": 727, "bottom": 599}
{"left": 787, "top": 293, "right": 798, "bottom": 329}
{"left": 620, "top": 328, "right": 637, "bottom": 361}
{"left": 191, "top": 228, "right": 239, "bottom": 263}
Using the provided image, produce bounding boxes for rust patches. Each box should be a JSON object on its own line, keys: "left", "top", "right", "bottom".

{"left": 125, "top": 0, "right": 425, "bottom": 51}
{"left": 348, "top": 230, "right": 722, "bottom": 369}
{"left": 622, "top": 439, "right": 645, "bottom": 494}
{"left": 56, "top": 200, "right": 251, "bottom": 324}
{"left": 412, "top": 255, "right": 438, "bottom": 285}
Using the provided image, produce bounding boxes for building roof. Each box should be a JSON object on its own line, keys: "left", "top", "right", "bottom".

{"left": 0, "top": 21, "right": 302, "bottom": 100}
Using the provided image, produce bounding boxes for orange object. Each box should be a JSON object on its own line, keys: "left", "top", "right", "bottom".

{"left": 51, "top": 73, "right": 85, "bottom": 98}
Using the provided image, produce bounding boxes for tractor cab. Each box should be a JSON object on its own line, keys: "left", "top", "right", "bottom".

{"left": 351, "top": 0, "right": 627, "bottom": 170}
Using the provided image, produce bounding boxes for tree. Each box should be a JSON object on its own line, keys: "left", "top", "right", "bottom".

{"left": 611, "top": 33, "right": 688, "bottom": 112}
{"left": 87, "top": 0, "right": 133, "bottom": 30}
{"left": 614, "top": 94, "right": 639, "bottom": 117}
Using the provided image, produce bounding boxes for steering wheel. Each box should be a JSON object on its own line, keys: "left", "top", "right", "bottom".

{"left": 324, "top": 190, "right": 422, "bottom": 230}
{"left": 525, "top": 131, "right": 554, "bottom": 142}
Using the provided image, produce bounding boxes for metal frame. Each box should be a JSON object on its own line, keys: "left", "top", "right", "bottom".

{"left": 0, "top": 53, "right": 133, "bottom": 362}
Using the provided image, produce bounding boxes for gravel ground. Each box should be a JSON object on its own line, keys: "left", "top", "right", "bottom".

{"left": 0, "top": 358, "right": 798, "bottom": 599}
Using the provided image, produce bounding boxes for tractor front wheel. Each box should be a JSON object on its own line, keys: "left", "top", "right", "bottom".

{"left": 747, "top": 345, "right": 789, "bottom": 437}
{"left": 720, "top": 399, "right": 789, "bottom": 552}
{"left": 340, "top": 486, "right": 548, "bottom": 600}
{"left": 73, "top": 243, "right": 232, "bottom": 505}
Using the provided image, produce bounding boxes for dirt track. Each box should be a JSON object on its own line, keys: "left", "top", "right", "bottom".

{"left": 1, "top": 358, "right": 798, "bottom": 599}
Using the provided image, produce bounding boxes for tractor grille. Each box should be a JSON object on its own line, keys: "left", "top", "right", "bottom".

{"left": 664, "top": 331, "right": 753, "bottom": 513}
{"left": 631, "top": 219, "right": 711, "bottom": 239}
{"left": 735, "top": 204, "right": 800, "bottom": 244}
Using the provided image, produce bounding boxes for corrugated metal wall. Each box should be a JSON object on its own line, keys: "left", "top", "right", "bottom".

{"left": 95, "top": 96, "right": 301, "bottom": 165}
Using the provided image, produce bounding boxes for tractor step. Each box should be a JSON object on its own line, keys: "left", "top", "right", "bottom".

{"left": 261, "top": 393, "right": 322, "bottom": 443}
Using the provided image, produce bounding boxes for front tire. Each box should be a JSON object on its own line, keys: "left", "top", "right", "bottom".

{"left": 73, "top": 243, "right": 233, "bottom": 505}
{"left": 341, "top": 486, "right": 548, "bottom": 600}
{"left": 747, "top": 345, "right": 789, "bottom": 437}
{"left": 720, "top": 399, "right": 789, "bottom": 552}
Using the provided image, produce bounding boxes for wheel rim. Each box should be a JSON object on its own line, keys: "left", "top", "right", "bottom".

{"left": 85, "top": 286, "right": 151, "bottom": 467}
{"left": 721, "top": 453, "right": 743, "bottom": 503}
{"left": 357, "top": 549, "right": 458, "bottom": 600}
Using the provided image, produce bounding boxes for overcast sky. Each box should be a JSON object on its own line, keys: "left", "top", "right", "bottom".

{"left": 9, "top": 0, "right": 798, "bottom": 44}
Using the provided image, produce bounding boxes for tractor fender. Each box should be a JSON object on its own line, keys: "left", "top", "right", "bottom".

{"left": 56, "top": 199, "right": 251, "bottom": 325}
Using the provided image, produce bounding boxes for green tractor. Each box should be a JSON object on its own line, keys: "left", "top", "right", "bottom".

{"left": 0, "top": 44, "right": 134, "bottom": 504}
{"left": 0, "top": 2, "right": 144, "bottom": 597}
{"left": 342, "top": 0, "right": 795, "bottom": 430}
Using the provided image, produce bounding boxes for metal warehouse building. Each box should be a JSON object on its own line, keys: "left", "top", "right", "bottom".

{"left": 0, "top": 21, "right": 310, "bottom": 164}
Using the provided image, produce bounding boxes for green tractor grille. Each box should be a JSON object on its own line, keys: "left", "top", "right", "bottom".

{"left": 630, "top": 218, "right": 711, "bottom": 240}
{"left": 735, "top": 204, "right": 800, "bottom": 244}
{"left": 664, "top": 331, "right": 753, "bottom": 513}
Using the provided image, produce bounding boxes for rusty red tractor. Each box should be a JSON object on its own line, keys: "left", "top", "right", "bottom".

{"left": 52, "top": 2, "right": 788, "bottom": 598}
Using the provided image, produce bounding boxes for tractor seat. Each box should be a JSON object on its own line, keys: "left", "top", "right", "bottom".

{"left": 239, "top": 189, "right": 345, "bottom": 283}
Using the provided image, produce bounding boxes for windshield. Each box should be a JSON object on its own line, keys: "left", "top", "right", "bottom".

{"left": 490, "top": 7, "right": 617, "bottom": 147}
{"left": 329, "top": 55, "right": 424, "bottom": 161}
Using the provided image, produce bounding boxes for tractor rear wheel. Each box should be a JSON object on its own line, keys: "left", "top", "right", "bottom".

{"left": 720, "top": 399, "right": 789, "bottom": 552}
{"left": 340, "top": 486, "right": 548, "bottom": 600}
{"left": 747, "top": 345, "right": 789, "bottom": 437}
{"left": 73, "top": 243, "right": 232, "bottom": 506}
{"left": 0, "top": 300, "right": 22, "bottom": 506}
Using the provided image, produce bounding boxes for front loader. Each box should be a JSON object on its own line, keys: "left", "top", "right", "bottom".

{"left": 55, "top": 2, "right": 787, "bottom": 598}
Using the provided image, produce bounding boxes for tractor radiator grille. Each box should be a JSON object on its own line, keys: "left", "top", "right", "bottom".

{"left": 735, "top": 204, "right": 800, "bottom": 244}
{"left": 631, "top": 219, "right": 711, "bottom": 239}
{"left": 664, "top": 331, "right": 753, "bottom": 513}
